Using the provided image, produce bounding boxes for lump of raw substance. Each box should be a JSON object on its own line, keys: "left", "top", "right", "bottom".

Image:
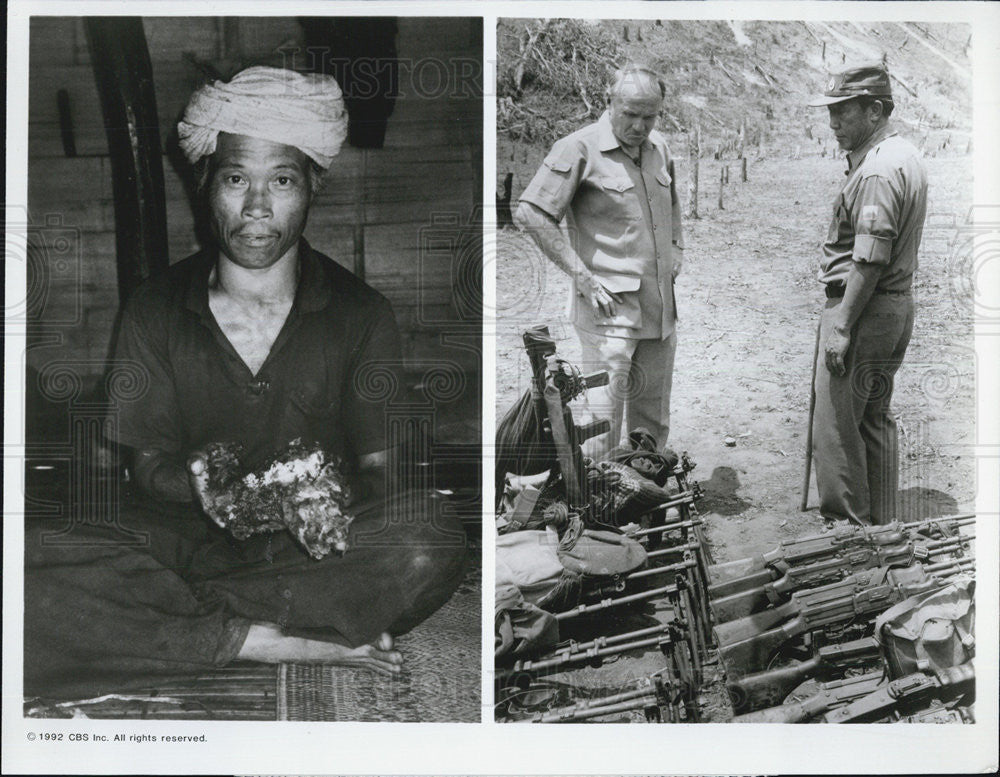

{"left": 203, "top": 438, "right": 353, "bottom": 559}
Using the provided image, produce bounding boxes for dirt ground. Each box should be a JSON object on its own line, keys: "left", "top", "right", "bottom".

{"left": 494, "top": 151, "right": 975, "bottom": 722}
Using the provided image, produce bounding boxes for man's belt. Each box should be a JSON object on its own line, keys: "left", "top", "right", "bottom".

{"left": 824, "top": 284, "right": 910, "bottom": 299}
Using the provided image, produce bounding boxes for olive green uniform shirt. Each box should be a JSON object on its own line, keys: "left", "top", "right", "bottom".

{"left": 519, "top": 111, "right": 684, "bottom": 339}
{"left": 820, "top": 124, "right": 928, "bottom": 292}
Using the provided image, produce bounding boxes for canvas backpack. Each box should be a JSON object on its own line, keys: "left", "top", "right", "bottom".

{"left": 874, "top": 575, "right": 975, "bottom": 678}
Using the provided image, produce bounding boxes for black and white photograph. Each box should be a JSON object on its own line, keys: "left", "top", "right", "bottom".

{"left": 4, "top": 1, "right": 999, "bottom": 775}
{"left": 14, "top": 14, "right": 482, "bottom": 724}
{"left": 493, "top": 16, "right": 984, "bottom": 725}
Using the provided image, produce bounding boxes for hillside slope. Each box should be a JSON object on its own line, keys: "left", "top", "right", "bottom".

{"left": 498, "top": 18, "right": 971, "bottom": 190}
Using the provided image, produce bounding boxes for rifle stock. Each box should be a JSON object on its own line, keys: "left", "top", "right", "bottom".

{"left": 718, "top": 564, "right": 968, "bottom": 677}
{"left": 708, "top": 568, "right": 777, "bottom": 599}
{"left": 715, "top": 599, "right": 799, "bottom": 647}
{"left": 732, "top": 671, "right": 885, "bottom": 723}
{"left": 708, "top": 553, "right": 773, "bottom": 583}
{"left": 733, "top": 689, "right": 838, "bottom": 724}
{"left": 711, "top": 585, "right": 773, "bottom": 624}
{"left": 727, "top": 636, "right": 881, "bottom": 713}
{"left": 728, "top": 654, "right": 821, "bottom": 713}
{"left": 719, "top": 615, "right": 806, "bottom": 676}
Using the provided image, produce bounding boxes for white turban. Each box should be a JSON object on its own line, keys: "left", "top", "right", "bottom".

{"left": 178, "top": 66, "right": 348, "bottom": 169}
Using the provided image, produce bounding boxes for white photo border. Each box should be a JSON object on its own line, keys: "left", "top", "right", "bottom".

{"left": 4, "top": 1, "right": 999, "bottom": 774}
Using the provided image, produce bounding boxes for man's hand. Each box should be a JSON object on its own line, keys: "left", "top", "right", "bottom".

{"left": 579, "top": 273, "right": 624, "bottom": 318}
{"left": 134, "top": 448, "right": 198, "bottom": 503}
{"left": 352, "top": 449, "right": 390, "bottom": 505}
{"left": 187, "top": 450, "right": 229, "bottom": 527}
{"left": 825, "top": 324, "right": 852, "bottom": 377}
{"left": 825, "top": 260, "right": 883, "bottom": 378}
{"left": 671, "top": 246, "right": 683, "bottom": 280}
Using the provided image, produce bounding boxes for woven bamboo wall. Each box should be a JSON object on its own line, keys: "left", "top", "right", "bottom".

{"left": 26, "top": 16, "right": 482, "bottom": 390}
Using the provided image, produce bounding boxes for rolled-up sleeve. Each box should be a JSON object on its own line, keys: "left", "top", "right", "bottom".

{"left": 517, "top": 139, "right": 584, "bottom": 222}
{"left": 851, "top": 173, "right": 900, "bottom": 265}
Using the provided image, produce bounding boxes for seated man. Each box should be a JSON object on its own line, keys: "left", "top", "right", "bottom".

{"left": 24, "top": 66, "right": 467, "bottom": 699}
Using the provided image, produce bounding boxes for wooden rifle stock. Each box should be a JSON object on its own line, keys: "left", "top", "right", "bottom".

{"left": 715, "top": 599, "right": 799, "bottom": 647}
{"left": 732, "top": 670, "right": 885, "bottom": 723}
{"left": 718, "top": 563, "right": 972, "bottom": 677}
{"left": 726, "top": 636, "right": 880, "bottom": 714}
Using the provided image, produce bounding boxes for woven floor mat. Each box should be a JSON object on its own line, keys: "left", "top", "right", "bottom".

{"left": 26, "top": 560, "right": 481, "bottom": 722}
{"left": 278, "top": 565, "right": 482, "bottom": 722}
{"left": 24, "top": 663, "right": 278, "bottom": 720}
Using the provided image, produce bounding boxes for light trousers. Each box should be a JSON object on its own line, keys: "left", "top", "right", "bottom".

{"left": 575, "top": 326, "right": 677, "bottom": 460}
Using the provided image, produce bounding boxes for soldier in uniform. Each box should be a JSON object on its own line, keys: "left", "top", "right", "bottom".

{"left": 808, "top": 63, "right": 928, "bottom": 525}
{"left": 515, "top": 63, "right": 685, "bottom": 459}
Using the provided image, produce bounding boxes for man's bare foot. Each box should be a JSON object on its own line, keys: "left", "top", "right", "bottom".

{"left": 237, "top": 623, "right": 403, "bottom": 675}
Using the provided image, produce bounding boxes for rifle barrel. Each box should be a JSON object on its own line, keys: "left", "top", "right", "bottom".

{"left": 554, "top": 583, "right": 677, "bottom": 621}
{"left": 924, "top": 558, "right": 975, "bottom": 575}
{"left": 537, "top": 693, "right": 657, "bottom": 723}
{"left": 926, "top": 534, "right": 976, "bottom": 550}
{"left": 710, "top": 515, "right": 975, "bottom": 586}
{"left": 647, "top": 494, "right": 699, "bottom": 512}
{"left": 902, "top": 513, "right": 975, "bottom": 530}
{"left": 514, "top": 633, "right": 671, "bottom": 674}
{"left": 646, "top": 542, "right": 701, "bottom": 561}
{"left": 630, "top": 518, "right": 699, "bottom": 538}
{"left": 625, "top": 558, "right": 695, "bottom": 581}
{"left": 547, "top": 624, "right": 670, "bottom": 657}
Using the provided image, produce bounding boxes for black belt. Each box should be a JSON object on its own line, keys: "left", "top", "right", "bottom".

{"left": 824, "top": 284, "right": 910, "bottom": 299}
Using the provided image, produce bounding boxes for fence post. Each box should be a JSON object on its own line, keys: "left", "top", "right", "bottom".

{"left": 686, "top": 124, "right": 701, "bottom": 219}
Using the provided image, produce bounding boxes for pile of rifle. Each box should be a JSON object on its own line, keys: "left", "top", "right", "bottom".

{"left": 496, "top": 326, "right": 720, "bottom": 723}
{"left": 498, "top": 456, "right": 716, "bottom": 723}
{"left": 707, "top": 514, "right": 977, "bottom": 722}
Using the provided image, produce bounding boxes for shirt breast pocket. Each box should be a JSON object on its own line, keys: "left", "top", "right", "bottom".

{"left": 590, "top": 176, "right": 640, "bottom": 221}
{"left": 289, "top": 383, "right": 338, "bottom": 421}
{"left": 830, "top": 193, "right": 852, "bottom": 242}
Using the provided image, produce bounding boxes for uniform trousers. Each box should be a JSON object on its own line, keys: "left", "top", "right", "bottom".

{"left": 24, "top": 490, "right": 468, "bottom": 699}
{"left": 812, "top": 292, "right": 914, "bottom": 525}
{"left": 575, "top": 326, "right": 677, "bottom": 460}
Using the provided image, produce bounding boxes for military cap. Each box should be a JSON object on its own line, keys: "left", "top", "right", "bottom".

{"left": 808, "top": 63, "right": 893, "bottom": 107}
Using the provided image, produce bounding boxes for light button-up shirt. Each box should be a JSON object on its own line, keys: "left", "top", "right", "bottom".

{"left": 519, "top": 111, "right": 684, "bottom": 339}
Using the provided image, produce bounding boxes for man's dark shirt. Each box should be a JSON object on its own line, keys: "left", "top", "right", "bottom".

{"left": 113, "top": 240, "right": 402, "bottom": 470}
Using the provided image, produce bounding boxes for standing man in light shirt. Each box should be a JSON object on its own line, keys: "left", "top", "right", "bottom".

{"left": 808, "top": 63, "right": 928, "bottom": 525}
{"left": 515, "top": 63, "right": 685, "bottom": 459}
